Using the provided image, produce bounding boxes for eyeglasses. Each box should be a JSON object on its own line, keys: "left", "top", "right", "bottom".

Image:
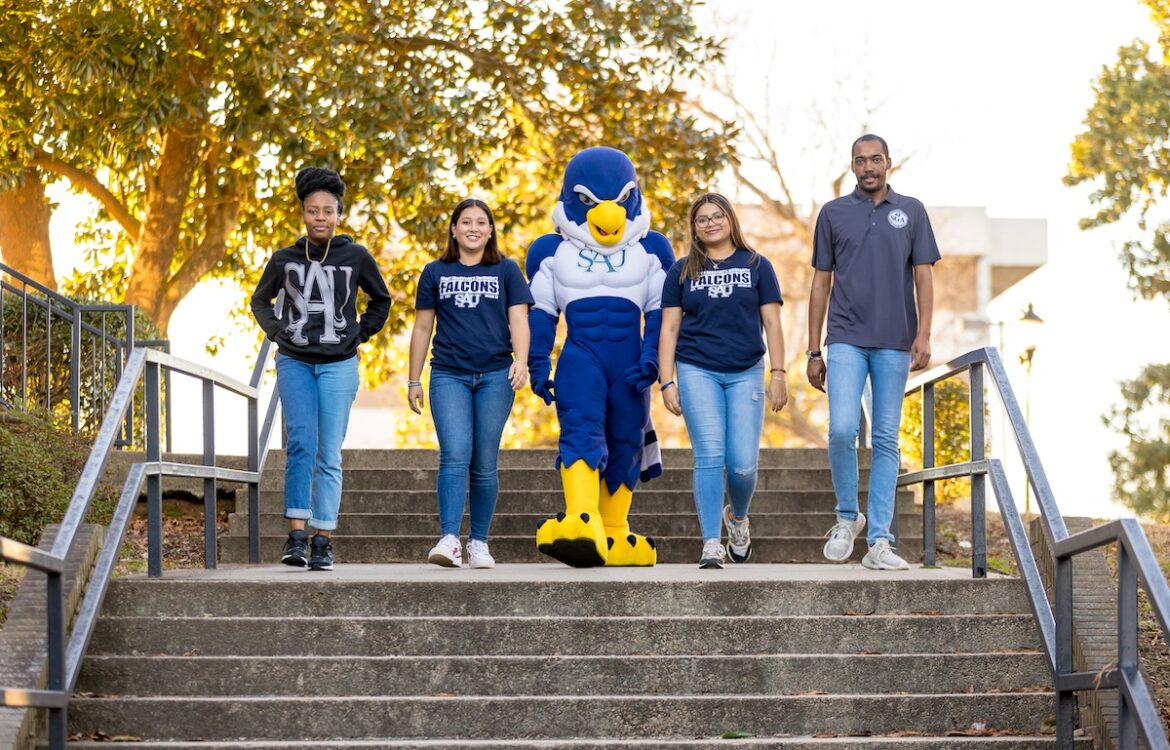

{"left": 694, "top": 212, "right": 727, "bottom": 228}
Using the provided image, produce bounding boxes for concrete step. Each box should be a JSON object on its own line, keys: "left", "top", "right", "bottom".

{"left": 97, "top": 576, "right": 1032, "bottom": 618}
{"left": 258, "top": 467, "right": 866, "bottom": 492}
{"left": 88, "top": 614, "right": 1038, "bottom": 656}
{"left": 54, "top": 740, "right": 1090, "bottom": 750}
{"left": 226, "top": 511, "right": 923, "bottom": 538}
{"left": 218, "top": 534, "right": 924, "bottom": 564}
{"left": 257, "top": 447, "right": 867, "bottom": 470}
{"left": 247, "top": 489, "right": 914, "bottom": 515}
{"left": 77, "top": 652, "right": 1051, "bottom": 696}
{"left": 66, "top": 693, "right": 1058, "bottom": 740}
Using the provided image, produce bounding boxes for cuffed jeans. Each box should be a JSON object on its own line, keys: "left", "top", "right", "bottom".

{"left": 826, "top": 343, "right": 910, "bottom": 546}
{"left": 677, "top": 359, "right": 765, "bottom": 541}
{"left": 276, "top": 353, "right": 360, "bottom": 531}
{"left": 429, "top": 366, "right": 515, "bottom": 542}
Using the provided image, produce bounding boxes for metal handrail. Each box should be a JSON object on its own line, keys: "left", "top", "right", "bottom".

{"left": 0, "top": 260, "right": 151, "bottom": 437}
{"left": 0, "top": 338, "right": 279, "bottom": 750}
{"left": 900, "top": 346, "right": 1169, "bottom": 748}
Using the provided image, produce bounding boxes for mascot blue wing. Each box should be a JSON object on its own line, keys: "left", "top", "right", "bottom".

{"left": 641, "top": 231, "right": 675, "bottom": 272}
{"left": 525, "top": 234, "right": 562, "bottom": 282}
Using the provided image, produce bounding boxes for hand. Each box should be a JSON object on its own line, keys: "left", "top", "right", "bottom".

{"left": 509, "top": 360, "right": 529, "bottom": 391}
{"left": 661, "top": 383, "right": 682, "bottom": 416}
{"left": 529, "top": 360, "right": 555, "bottom": 405}
{"left": 910, "top": 334, "right": 931, "bottom": 371}
{"left": 768, "top": 375, "right": 788, "bottom": 413}
{"left": 407, "top": 384, "right": 424, "bottom": 414}
{"left": 807, "top": 358, "right": 826, "bottom": 393}
{"left": 624, "top": 360, "right": 658, "bottom": 393}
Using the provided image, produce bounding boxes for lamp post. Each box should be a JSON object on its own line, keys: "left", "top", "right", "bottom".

{"left": 1017, "top": 303, "right": 1044, "bottom": 513}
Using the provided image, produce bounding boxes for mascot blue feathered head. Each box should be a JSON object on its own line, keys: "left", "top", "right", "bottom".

{"left": 552, "top": 147, "right": 651, "bottom": 254}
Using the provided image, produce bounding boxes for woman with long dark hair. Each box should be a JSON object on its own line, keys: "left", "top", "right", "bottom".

{"left": 657, "top": 193, "right": 788, "bottom": 568}
{"left": 407, "top": 198, "right": 533, "bottom": 568}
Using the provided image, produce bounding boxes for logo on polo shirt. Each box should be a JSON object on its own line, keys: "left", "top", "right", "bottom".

{"left": 439, "top": 276, "right": 500, "bottom": 308}
{"left": 888, "top": 209, "right": 909, "bottom": 229}
{"left": 692, "top": 268, "right": 752, "bottom": 299}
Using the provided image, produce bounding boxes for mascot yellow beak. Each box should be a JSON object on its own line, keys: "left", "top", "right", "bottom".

{"left": 586, "top": 201, "right": 626, "bottom": 246}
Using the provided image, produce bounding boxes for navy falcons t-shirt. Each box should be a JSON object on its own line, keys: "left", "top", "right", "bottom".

{"left": 661, "top": 248, "right": 783, "bottom": 373}
{"left": 415, "top": 258, "right": 534, "bottom": 373}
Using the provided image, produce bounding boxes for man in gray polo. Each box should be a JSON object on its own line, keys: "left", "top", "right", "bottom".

{"left": 806, "top": 133, "right": 939, "bottom": 570}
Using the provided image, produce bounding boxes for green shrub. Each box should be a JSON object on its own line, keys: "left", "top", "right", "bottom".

{"left": 901, "top": 379, "right": 976, "bottom": 504}
{"left": 0, "top": 409, "right": 118, "bottom": 545}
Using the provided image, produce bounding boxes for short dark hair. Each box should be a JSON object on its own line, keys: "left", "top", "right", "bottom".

{"left": 295, "top": 167, "right": 345, "bottom": 212}
{"left": 852, "top": 133, "right": 889, "bottom": 157}
{"left": 442, "top": 198, "right": 501, "bottom": 264}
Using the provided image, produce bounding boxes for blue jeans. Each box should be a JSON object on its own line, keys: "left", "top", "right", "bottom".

{"left": 826, "top": 343, "right": 911, "bottom": 546}
{"left": 429, "top": 367, "right": 515, "bottom": 542}
{"left": 275, "top": 353, "right": 360, "bottom": 531}
{"left": 677, "top": 359, "right": 765, "bottom": 541}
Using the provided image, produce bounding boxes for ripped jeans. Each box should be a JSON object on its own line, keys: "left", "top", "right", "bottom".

{"left": 676, "top": 359, "right": 766, "bottom": 540}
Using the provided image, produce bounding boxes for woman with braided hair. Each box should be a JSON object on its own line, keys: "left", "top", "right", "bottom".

{"left": 250, "top": 167, "right": 392, "bottom": 571}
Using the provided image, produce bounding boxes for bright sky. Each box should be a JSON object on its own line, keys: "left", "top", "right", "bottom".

{"left": 45, "top": 0, "right": 1170, "bottom": 520}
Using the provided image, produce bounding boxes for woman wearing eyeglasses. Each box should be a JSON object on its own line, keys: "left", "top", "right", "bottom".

{"left": 657, "top": 193, "right": 788, "bottom": 568}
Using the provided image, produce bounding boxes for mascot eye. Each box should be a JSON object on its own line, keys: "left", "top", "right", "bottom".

{"left": 578, "top": 194, "right": 597, "bottom": 207}
{"left": 617, "top": 189, "right": 633, "bottom": 204}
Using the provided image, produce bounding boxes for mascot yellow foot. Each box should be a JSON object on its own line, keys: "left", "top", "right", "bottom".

{"left": 536, "top": 461, "right": 609, "bottom": 567}
{"left": 600, "top": 481, "right": 656, "bottom": 566}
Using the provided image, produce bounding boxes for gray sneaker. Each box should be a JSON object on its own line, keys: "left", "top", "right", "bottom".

{"left": 699, "top": 538, "right": 726, "bottom": 569}
{"left": 723, "top": 505, "right": 752, "bottom": 563}
{"left": 822, "top": 513, "right": 866, "bottom": 562}
{"left": 862, "top": 539, "right": 910, "bottom": 571}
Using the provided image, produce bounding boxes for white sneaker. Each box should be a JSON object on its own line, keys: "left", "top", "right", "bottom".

{"left": 862, "top": 539, "right": 911, "bottom": 571}
{"left": 723, "top": 504, "right": 752, "bottom": 563}
{"left": 699, "top": 538, "right": 726, "bottom": 569}
{"left": 428, "top": 534, "right": 463, "bottom": 567}
{"left": 823, "top": 512, "right": 866, "bottom": 562}
{"left": 466, "top": 539, "right": 495, "bottom": 569}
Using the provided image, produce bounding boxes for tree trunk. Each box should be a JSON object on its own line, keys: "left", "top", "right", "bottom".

{"left": 0, "top": 168, "right": 55, "bottom": 290}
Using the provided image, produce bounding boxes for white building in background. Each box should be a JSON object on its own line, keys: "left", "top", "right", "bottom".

{"left": 925, "top": 207, "right": 1048, "bottom": 359}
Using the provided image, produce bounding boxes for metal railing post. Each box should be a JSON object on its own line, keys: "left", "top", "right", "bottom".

{"left": 1118, "top": 544, "right": 1138, "bottom": 748}
{"left": 969, "top": 364, "right": 987, "bottom": 578}
{"left": 70, "top": 306, "right": 81, "bottom": 432}
{"left": 248, "top": 394, "right": 260, "bottom": 564}
{"left": 146, "top": 359, "right": 163, "bottom": 578}
{"left": 125, "top": 308, "right": 136, "bottom": 446}
{"left": 922, "top": 383, "right": 936, "bottom": 566}
{"left": 203, "top": 379, "right": 217, "bottom": 569}
{"left": 1055, "top": 553, "right": 1076, "bottom": 749}
{"left": 45, "top": 569, "right": 66, "bottom": 750}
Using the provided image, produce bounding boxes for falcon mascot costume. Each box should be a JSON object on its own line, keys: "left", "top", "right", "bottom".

{"left": 526, "top": 147, "right": 674, "bottom": 567}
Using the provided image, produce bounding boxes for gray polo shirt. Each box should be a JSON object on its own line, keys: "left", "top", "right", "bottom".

{"left": 812, "top": 186, "right": 940, "bottom": 351}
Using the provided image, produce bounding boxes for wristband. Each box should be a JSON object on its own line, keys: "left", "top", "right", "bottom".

{"left": 807, "top": 350, "right": 823, "bottom": 361}
{"left": 770, "top": 367, "right": 786, "bottom": 374}
{"left": 407, "top": 381, "right": 422, "bottom": 388}
{"left": 659, "top": 380, "right": 676, "bottom": 391}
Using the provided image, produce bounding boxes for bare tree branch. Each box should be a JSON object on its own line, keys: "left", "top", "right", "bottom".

{"left": 31, "top": 149, "right": 142, "bottom": 239}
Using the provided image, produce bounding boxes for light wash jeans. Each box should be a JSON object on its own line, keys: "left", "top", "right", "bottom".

{"left": 429, "top": 366, "right": 515, "bottom": 542}
{"left": 676, "top": 359, "right": 766, "bottom": 541}
{"left": 275, "top": 353, "right": 360, "bottom": 531}
{"left": 826, "top": 343, "right": 911, "bottom": 547}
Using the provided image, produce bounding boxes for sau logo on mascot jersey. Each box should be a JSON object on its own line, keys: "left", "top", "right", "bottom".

{"left": 526, "top": 147, "right": 674, "bottom": 567}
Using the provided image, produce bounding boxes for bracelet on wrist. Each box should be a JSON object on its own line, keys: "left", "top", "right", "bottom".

{"left": 407, "top": 380, "right": 422, "bottom": 388}
{"left": 659, "top": 380, "right": 676, "bottom": 392}
{"left": 770, "top": 367, "right": 787, "bottom": 374}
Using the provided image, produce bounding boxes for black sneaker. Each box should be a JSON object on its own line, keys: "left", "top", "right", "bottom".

{"left": 309, "top": 534, "right": 334, "bottom": 571}
{"left": 281, "top": 529, "right": 309, "bottom": 567}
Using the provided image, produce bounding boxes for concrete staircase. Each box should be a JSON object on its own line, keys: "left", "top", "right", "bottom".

{"left": 221, "top": 448, "right": 923, "bottom": 564}
{"left": 55, "top": 449, "right": 1080, "bottom": 747}
{"left": 63, "top": 564, "right": 1077, "bottom": 748}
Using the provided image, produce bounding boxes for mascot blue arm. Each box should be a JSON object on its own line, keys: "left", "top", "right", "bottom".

{"left": 526, "top": 233, "right": 562, "bottom": 404}
{"left": 624, "top": 231, "right": 675, "bottom": 391}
